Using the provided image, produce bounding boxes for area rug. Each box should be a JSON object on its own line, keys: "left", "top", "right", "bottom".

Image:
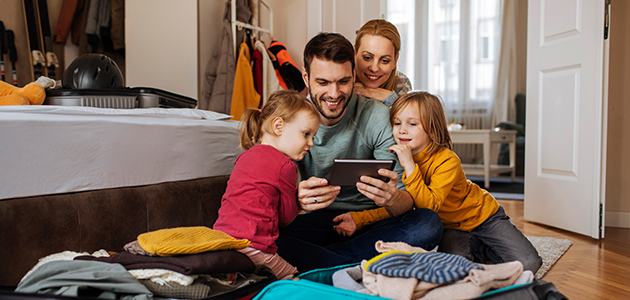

{"left": 527, "top": 236, "right": 573, "bottom": 279}
{"left": 467, "top": 175, "right": 524, "bottom": 200}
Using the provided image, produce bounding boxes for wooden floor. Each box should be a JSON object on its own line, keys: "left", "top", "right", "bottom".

{"left": 499, "top": 199, "right": 630, "bottom": 300}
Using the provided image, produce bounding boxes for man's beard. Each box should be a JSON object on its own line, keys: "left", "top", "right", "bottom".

{"left": 310, "top": 92, "right": 351, "bottom": 121}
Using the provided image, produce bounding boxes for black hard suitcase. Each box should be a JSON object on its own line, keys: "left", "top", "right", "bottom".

{"left": 44, "top": 87, "right": 197, "bottom": 109}
{"left": 474, "top": 279, "right": 569, "bottom": 300}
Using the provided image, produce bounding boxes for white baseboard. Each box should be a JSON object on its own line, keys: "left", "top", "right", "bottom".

{"left": 605, "top": 211, "right": 630, "bottom": 228}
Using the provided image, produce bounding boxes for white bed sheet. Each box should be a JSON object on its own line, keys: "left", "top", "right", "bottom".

{"left": 0, "top": 106, "right": 243, "bottom": 200}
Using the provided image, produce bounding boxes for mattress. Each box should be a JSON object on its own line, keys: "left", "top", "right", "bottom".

{"left": 0, "top": 106, "right": 242, "bottom": 200}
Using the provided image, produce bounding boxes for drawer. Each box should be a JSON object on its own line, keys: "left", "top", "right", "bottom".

{"left": 490, "top": 132, "right": 516, "bottom": 143}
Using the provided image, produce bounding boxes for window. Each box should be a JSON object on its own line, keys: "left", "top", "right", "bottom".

{"left": 387, "top": 0, "right": 501, "bottom": 124}
{"left": 387, "top": 0, "right": 416, "bottom": 86}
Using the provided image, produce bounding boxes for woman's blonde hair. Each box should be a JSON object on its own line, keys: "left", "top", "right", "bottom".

{"left": 239, "top": 90, "right": 319, "bottom": 150}
{"left": 390, "top": 91, "right": 452, "bottom": 156}
{"left": 354, "top": 19, "right": 401, "bottom": 91}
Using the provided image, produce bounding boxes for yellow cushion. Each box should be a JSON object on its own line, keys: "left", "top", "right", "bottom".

{"left": 138, "top": 226, "right": 250, "bottom": 256}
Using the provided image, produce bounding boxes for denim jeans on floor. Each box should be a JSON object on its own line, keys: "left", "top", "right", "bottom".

{"left": 438, "top": 205, "right": 543, "bottom": 272}
{"left": 276, "top": 208, "right": 443, "bottom": 272}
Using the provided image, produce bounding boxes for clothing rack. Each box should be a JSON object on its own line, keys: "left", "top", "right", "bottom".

{"left": 231, "top": 0, "right": 273, "bottom": 59}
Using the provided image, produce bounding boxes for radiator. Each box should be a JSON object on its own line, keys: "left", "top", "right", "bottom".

{"left": 448, "top": 113, "right": 492, "bottom": 164}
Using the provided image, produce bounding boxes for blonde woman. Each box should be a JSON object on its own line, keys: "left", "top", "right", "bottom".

{"left": 354, "top": 19, "right": 412, "bottom": 107}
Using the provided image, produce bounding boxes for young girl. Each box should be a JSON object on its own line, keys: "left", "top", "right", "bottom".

{"left": 213, "top": 90, "right": 320, "bottom": 279}
{"left": 334, "top": 91, "right": 542, "bottom": 272}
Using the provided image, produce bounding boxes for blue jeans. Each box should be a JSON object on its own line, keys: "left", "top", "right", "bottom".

{"left": 438, "top": 206, "right": 543, "bottom": 272}
{"left": 276, "top": 208, "right": 443, "bottom": 272}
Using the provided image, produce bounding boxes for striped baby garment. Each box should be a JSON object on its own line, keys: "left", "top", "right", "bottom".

{"left": 365, "top": 251, "right": 484, "bottom": 284}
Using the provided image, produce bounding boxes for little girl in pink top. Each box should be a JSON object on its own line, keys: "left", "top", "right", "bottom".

{"left": 213, "top": 90, "right": 320, "bottom": 279}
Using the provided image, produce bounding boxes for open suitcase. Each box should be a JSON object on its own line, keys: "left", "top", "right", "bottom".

{"left": 0, "top": 262, "right": 276, "bottom": 300}
{"left": 252, "top": 263, "right": 569, "bottom": 300}
{"left": 253, "top": 264, "right": 388, "bottom": 300}
{"left": 44, "top": 87, "right": 197, "bottom": 109}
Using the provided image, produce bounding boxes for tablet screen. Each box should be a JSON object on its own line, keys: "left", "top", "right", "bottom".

{"left": 328, "top": 159, "right": 396, "bottom": 186}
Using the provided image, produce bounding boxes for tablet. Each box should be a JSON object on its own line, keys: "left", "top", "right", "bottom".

{"left": 328, "top": 159, "right": 396, "bottom": 186}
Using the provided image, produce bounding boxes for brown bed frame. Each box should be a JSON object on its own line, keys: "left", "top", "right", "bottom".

{"left": 0, "top": 175, "right": 230, "bottom": 287}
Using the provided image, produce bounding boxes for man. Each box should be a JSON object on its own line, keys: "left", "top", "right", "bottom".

{"left": 276, "top": 32, "right": 443, "bottom": 271}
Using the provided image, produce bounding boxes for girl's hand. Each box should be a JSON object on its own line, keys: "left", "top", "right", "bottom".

{"left": 389, "top": 144, "right": 416, "bottom": 176}
{"left": 298, "top": 177, "right": 340, "bottom": 212}
{"left": 353, "top": 82, "right": 394, "bottom": 101}
{"left": 333, "top": 213, "right": 357, "bottom": 236}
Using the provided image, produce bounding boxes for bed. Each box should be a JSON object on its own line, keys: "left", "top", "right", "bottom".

{"left": 0, "top": 105, "right": 243, "bottom": 286}
{"left": 0, "top": 105, "right": 242, "bottom": 200}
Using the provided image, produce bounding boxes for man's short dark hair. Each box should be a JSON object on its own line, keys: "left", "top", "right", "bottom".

{"left": 303, "top": 32, "right": 355, "bottom": 75}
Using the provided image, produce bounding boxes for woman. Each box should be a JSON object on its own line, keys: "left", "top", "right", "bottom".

{"left": 354, "top": 19, "right": 412, "bottom": 107}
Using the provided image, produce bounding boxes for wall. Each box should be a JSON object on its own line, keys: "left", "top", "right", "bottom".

{"left": 264, "top": 0, "right": 308, "bottom": 70}
{"left": 605, "top": 0, "right": 630, "bottom": 227}
{"left": 125, "top": 0, "right": 198, "bottom": 99}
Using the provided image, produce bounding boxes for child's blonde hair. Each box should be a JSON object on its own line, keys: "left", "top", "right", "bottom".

{"left": 239, "top": 90, "right": 320, "bottom": 150}
{"left": 390, "top": 91, "right": 452, "bottom": 156}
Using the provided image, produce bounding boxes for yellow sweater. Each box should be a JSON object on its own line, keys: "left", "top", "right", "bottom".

{"left": 138, "top": 226, "right": 250, "bottom": 256}
{"left": 351, "top": 146, "right": 499, "bottom": 232}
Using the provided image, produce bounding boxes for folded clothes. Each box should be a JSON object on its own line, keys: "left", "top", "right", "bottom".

{"left": 20, "top": 250, "right": 110, "bottom": 283}
{"left": 16, "top": 260, "right": 152, "bottom": 300}
{"left": 140, "top": 278, "right": 211, "bottom": 299}
{"left": 332, "top": 264, "right": 372, "bottom": 295}
{"left": 138, "top": 226, "right": 250, "bottom": 256}
{"left": 374, "top": 241, "right": 430, "bottom": 253}
{"left": 128, "top": 269, "right": 197, "bottom": 286}
{"left": 124, "top": 240, "right": 157, "bottom": 257}
{"left": 419, "top": 261, "right": 523, "bottom": 300}
{"left": 365, "top": 251, "right": 484, "bottom": 284}
{"left": 75, "top": 250, "right": 255, "bottom": 275}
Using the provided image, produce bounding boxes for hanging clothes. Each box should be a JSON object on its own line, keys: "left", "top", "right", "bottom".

{"left": 85, "top": 0, "right": 112, "bottom": 49}
{"left": 268, "top": 39, "right": 306, "bottom": 93}
{"left": 231, "top": 43, "right": 261, "bottom": 121}
{"left": 268, "top": 51, "right": 288, "bottom": 90}
{"left": 110, "top": 0, "right": 125, "bottom": 51}
{"left": 254, "top": 40, "right": 282, "bottom": 106}
{"left": 244, "top": 30, "right": 255, "bottom": 63}
{"left": 252, "top": 48, "right": 263, "bottom": 98}
{"left": 200, "top": 0, "right": 252, "bottom": 113}
{"left": 53, "top": 0, "right": 85, "bottom": 45}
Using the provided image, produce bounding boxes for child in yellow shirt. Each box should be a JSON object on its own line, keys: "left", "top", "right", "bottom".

{"left": 333, "top": 91, "right": 542, "bottom": 272}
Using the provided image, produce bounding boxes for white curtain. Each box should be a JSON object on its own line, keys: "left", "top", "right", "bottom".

{"left": 491, "top": 0, "right": 518, "bottom": 127}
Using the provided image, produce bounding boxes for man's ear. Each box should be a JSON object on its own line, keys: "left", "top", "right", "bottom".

{"left": 302, "top": 66, "right": 309, "bottom": 88}
{"left": 271, "top": 117, "right": 285, "bottom": 136}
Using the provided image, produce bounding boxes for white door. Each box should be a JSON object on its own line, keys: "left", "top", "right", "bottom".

{"left": 307, "top": 0, "right": 386, "bottom": 41}
{"left": 524, "top": 0, "right": 609, "bottom": 238}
